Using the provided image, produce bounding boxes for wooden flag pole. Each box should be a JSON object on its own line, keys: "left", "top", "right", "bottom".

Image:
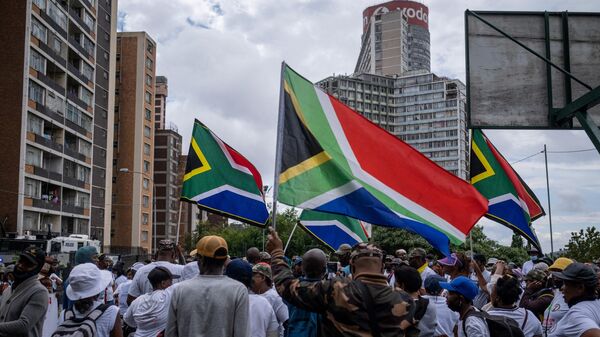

{"left": 271, "top": 61, "right": 287, "bottom": 230}
{"left": 175, "top": 201, "right": 183, "bottom": 244}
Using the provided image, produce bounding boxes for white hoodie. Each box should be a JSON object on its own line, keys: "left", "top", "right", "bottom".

{"left": 124, "top": 286, "right": 176, "bottom": 337}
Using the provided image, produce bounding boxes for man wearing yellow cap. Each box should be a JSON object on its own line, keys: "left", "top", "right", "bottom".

{"left": 166, "top": 235, "right": 249, "bottom": 337}
{"left": 542, "top": 257, "right": 573, "bottom": 336}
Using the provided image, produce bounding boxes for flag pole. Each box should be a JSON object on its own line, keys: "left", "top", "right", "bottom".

{"left": 283, "top": 222, "right": 299, "bottom": 254}
{"left": 544, "top": 144, "right": 554, "bottom": 256}
{"left": 272, "top": 61, "right": 287, "bottom": 230}
{"left": 175, "top": 201, "right": 183, "bottom": 244}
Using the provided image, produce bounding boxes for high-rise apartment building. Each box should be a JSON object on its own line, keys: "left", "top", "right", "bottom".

{"left": 318, "top": 71, "right": 468, "bottom": 179}
{"left": 176, "top": 155, "right": 200, "bottom": 239}
{"left": 154, "top": 76, "right": 167, "bottom": 130}
{"left": 356, "top": 0, "right": 430, "bottom": 75}
{"left": 154, "top": 123, "right": 182, "bottom": 242}
{"left": 0, "top": 0, "right": 117, "bottom": 245}
{"left": 112, "top": 31, "right": 156, "bottom": 252}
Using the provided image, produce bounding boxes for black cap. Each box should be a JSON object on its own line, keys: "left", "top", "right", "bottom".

{"left": 20, "top": 246, "right": 46, "bottom": 267}
{"left": 551, "top": 262, "right": 598, "bottom": 285}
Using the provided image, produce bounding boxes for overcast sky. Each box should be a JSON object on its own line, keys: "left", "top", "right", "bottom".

{"left": 117, "top": 0, "right": 600, "bottom": 254}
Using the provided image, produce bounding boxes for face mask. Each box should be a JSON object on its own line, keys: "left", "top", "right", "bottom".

{"left": 530, "top": 256, "right": 538, "bottom": 262}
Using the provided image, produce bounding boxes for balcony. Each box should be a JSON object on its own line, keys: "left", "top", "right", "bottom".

{"left": 63, "top": 175, "right": 86, "bottom": 189}
{"left": 38, "top": 41, "right": 67, "bottom": 66}
{"left": 38, "top": 11, "right": 68, "bottom": 39}
{"left": 68, "top": 8, "right": 92, "bottom": 35}
{"left": 62, "top": 202, "right": 85, "bottom": 215}
{"left": 67, "top": 92, "right": 88, "bottom": 110}
{"left": 32, "top": 166, "right": 62, "bottom": 182}
{"left": 67, "top": 62, "right": 90, "bottom": 85}
{"left": 33, "top": 102, "right": 64, "bottom": 124}
{"left": 32, "top": 198, "right": 61, "bottom": 211}
{"left": 34, "top": 133, "right": 63, "bottom": 152}
{"left": 37, "top": 73, "right": 66, "bottom": 95}
{"left": 68, "top": 36, "right": 91, "bottom": 59}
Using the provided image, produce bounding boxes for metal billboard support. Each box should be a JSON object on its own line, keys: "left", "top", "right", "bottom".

{"left": 465, "top": 10, "right": 600, "bottom": 154}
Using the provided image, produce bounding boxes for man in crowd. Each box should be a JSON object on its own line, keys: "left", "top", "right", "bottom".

{"left": 335, "top": 244, "right": 352, "bottom": 277}
{"left": 128, "top": 240, "right": 183, "bottom": 305}
{"left": 246, "top": 247, "right": 261, "bottom": 265}
{"left": 395, "top": 249, "right": 408, "bottom": 262}
{"left": 520, "top": 269, "right": 554, "bottom": 320}
{"left": 287, "top": 249, "right": 326, "bottom": 337}
{"left": 252, "top": 262, "right": 289, "bottom": 335}
{"left": 440, "top": 275, "right": 490, "bottom": 337}
{"left": 522, "top": 247, "right": 542, "bottom": 276}
{"left": 423, "top": 275, "right": 459, "bottom": 337}
{"left": 0, "top": 246, "right": 49, "bottom": 337}
{"left": 166, "top": 235, "right": 248, "bottom": 337}
{"left": 542, "top": 257, "right": 573, "bottom": 336}
{"left": 63, "top": 245, "right": 99, "bottom": 309}
{"left": 115, "top": 262, "right": 144, "bottom": 317}
{"left": 226, "top": 259, "right": 278, "bottom": 337}
{"left": 267, "top": 227, "right": 414, "bottom": 336}
{"left": 394, "top": 265, "right": 438, "bottom": 336}
{"left": 408, "top": 247, "right": 437, "bottom": 287}
{"left": 470, "top": 253, "right": 491, "bottom": 309}
{"left": 98, "top": 253, "right": 115, "bottom": 305}
{"left": 550, "top": 263, "right": 600, "bottom": 337}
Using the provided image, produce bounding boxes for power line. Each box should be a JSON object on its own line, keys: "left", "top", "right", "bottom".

{"left": 547, "top": 148, "right": 596, "bottom": 154}
{"left": 511, "top": 151, "right": 543, "bottom": 165}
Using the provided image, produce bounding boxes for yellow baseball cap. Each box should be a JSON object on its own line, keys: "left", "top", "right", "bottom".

{"left": 548, "top": 257, "right": 573, "bottom": 271}
{"left": 196, "top": 236, "right": 228, "bottom": 259}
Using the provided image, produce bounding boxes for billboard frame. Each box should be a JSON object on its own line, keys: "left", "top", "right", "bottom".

{"left": 465, "top": 10, "right": 600, "bottom": 153}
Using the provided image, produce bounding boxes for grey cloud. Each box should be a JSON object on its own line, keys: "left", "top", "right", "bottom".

{"left": 186, "top": 17, "right": 211, "bottom": 29}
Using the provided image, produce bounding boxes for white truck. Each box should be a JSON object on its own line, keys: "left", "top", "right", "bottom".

{"left": 47, "top": 234, "right": 101, "bottom": 255}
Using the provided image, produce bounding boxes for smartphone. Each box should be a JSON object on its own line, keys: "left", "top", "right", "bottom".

{"left": 327, "top": 262, "right": 338, "bottom": 274}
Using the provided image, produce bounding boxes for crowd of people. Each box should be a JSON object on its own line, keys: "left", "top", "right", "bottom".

{"left": 1, "top": 227, "right": 600, "bottom": 337}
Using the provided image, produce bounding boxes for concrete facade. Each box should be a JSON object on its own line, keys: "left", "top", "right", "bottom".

{"left": 0, "top": 0, "right": 117, "bottom": 244}
{"left": 112, "top": 31, "right": 155, "bottom": 252}
{"left": 153, "top": 126, "right": 181, "bottom": 243}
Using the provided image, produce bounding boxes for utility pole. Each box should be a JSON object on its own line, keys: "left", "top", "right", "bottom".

{"left": 544, "top": 145, "right": 554, "bottom": 256}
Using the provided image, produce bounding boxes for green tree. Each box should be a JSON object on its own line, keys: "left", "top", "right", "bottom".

{"left": 511, "top": 233, "right": 525, "bottom": 249}
{"left": 371, "top": 227, "right": 431, "bottom": 255}
{"left": 566, "top": 227, "right": 600, "bottom": 262}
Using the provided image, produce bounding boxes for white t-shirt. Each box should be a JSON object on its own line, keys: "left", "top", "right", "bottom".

{"left": 458, "top": 309, "right": 490, "bottom": 337}
{"left": 522, "top": 260, "right": 535, "bottom": 276}
{"left": 115, "top": 275, "right": 128, "bottom": 288}
{"left": 487, "top": 307, "right": 542, "bottom": 337}
{"left": 423, "top": 295, "right": 459, "bottom": 337}
{"left": 261, "top": 288, "right": 289, "bottom": 336}
{"left": 549, "top": 299, "right": 600, "bottom": 337}
{"left": 124, "top": 287, "right": 176, "bottom": 337}
{"left": 421, "top": 266, "right": 438, "bottom": 287}
{"left": 128, "top": 261, "right": 184, "bottom": 297}
{"left": 99, "top": 270, "right": 115, "bottom": 304}
{"left": 249, "top": 294, "right": 279, "bottom": 337}
{"left": 542, "top": 290, "right": 569, "bottom": 336}
{"left": 181, "top": 261, "right": 199, "bottom": 281}
{"left": 115, "top": 280, "right": 132, "bottom": 316}
{"left": 59, "top": 303, "right": 119, "bottom": 337}
{"left": 416, "top": 297, "right": 437, "bottom": 337}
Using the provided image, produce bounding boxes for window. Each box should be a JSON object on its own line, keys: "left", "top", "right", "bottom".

{"left": 145, "top": 91, "right": 152, "bottom": 104}
{"left": 146, "top": 40, "right": 154, "bottom": 54}
{"left": 47, "top": 1, "right": 67, "bottom": 31}
{"left": 26, "top": 146, "right": 42, "bottom": 167}
{"left": 23, "top": 211, "right": 39, "bottom": 231}
{"left": 27, "top": 113, "right": 43, "bottom": 134}
{"left": 79, "top": 139, "right": 92, "bottom": 157}
{"left": 144, "top": 126, "right": 151, "bottom": 138}
{"left": 144, "top": 143, "right": 151, "bottom": 155}
{"left": 50, "top": 34, "right": 64, "bottom": 56}
{"left": 145, "top": 74, "right": 152, "bottom": 86}
{"left": 76, "top": 165, "right": 90, "bottom": 183}
{"left": 31, "top": 18, "right": 47, "bottom": 43}
{"left": 66, "top": 104, "right": 92, "bottom": 131}
{"left": 81, "top": 36, "right": 94, "bottom": 55}
{"left": 80, "top": 88, "right": 93, "bottom": 106}
{"left": 142, "top": 213, "right": 149, "bottom": 224}
{"left": 145, "top": 108, "right": 151, "bottom": 121}
{"left": 82, "top": 10, "right": 95, "bottom": 30}
{"left": 29, "top": 80, "right": 44, "bottom": 104}
{"left": 143, "top": 160, "right": 150, "bottom": 173}
{"left": 145, "top": 57, "right": 153, "bottom": 70}
{"left": 24, "top": 178, "right": 41, "bottom": 198}
{"left": 46, "top": 91, "right": 64, "bottom": 114}
{"left": 81, "top": 62, "right": 94, "bottom": 82}
{"left": 30, "top": 49, "right": 45, "bottom": 73}
{"left": 142, "top": 195, "right": 149, "bottom": 207}
{"left": 143, "top": 178, "right": 149, "bottom": 190}
{"left": 141, "top": 231, "right": 148, "bottom": 242}
{"left": 77, "top": 193, "right": 90, "bottom": 208}
{"left": 33, "top": 0, "right": 46, "bottom": 10}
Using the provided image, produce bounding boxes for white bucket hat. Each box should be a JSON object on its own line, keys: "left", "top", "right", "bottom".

{"left": 66, "top": 263, "right": 113, "bottom": 301}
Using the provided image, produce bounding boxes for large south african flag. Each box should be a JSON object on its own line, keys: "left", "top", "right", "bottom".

{"left": 181, "top": 119, "right": 269, "bottom": 227}
{"left": 470, "top": 129, "right": 544, "bottom": 252}
{"left": 277, "top": 64, "right": 488, "bottom": 255}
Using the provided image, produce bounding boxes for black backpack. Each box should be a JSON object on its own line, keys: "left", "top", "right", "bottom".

{"left": 52, "top": 304, "right": 111, "bottom": 337}
{"left": 462, "top": 309, "right": 526, "bottom": 337}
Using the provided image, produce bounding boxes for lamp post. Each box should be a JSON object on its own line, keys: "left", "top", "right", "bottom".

{"left": 118, "top": 167, "right": 156, "bottom": 253}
